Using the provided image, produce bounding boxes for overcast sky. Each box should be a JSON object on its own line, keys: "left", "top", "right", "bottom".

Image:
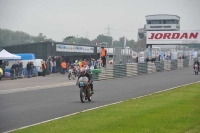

{"left": 0, "top": 0, "right": 200, "bottom": 42}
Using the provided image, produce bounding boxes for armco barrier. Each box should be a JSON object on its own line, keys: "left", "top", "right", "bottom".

{"left": 155, "top": 61, "right": 164, "bottom": 72}
{"left": 92, "top": 58, "right": 195, "bottom": 81}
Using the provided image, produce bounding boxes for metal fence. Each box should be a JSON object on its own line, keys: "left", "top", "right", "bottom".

{"left": 111, "top": 47, "right": 200, "bottom": 65}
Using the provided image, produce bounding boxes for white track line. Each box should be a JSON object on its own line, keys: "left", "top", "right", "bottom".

{"left": 4, "top": 81, "right": 200, "bottom": 133}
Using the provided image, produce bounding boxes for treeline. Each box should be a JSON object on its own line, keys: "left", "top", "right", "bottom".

{"left": 63, "top": 34, "right": 136, "bottom": 48}
{"left": 0, "top": 28, "right": 53, "bottom": 46}
{"left": 0, "top": 28, "right": 135, "bottom": 48}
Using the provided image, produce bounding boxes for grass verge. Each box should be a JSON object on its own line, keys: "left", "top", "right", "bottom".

{"left": 12, "top": 83, "right": 200, "bottom": 133}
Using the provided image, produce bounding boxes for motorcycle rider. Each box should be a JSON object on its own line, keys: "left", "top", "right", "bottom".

{"left": 68, "top": 63, "right": 75, "bottom": 78}
{"left": 193, "top": 59, "right": 200, "bottom": 71}
{"left": 73, "top": 60, "right": 79, "bottom": 76}
{"left": 76, "top": 67, "right": 94, "bottom": 94}
{"left": 74, "top": 60, "right": 79, "bottom": 68}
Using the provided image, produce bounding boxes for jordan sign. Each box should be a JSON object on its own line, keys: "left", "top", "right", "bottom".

{"left": 147, "top": 31, "right": 200, "bottom": 44}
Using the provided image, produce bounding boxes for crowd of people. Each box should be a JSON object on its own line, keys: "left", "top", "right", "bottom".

{"left": 47, "top": 57, "right": 101, "bottom": 75}
{"left": 9, "top": 61, "right": 35, "bottom": 79}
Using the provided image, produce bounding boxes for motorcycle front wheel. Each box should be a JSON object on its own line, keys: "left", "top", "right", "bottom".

{"left": 80, "top": 87, "right": 86, "bottom": 103}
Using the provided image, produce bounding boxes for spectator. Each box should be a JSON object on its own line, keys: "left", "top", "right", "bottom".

{"left": 10, "top": 62, "right": 16, "bottom": 79}
{"left": 100, "top": 46, "right": 107, "bottom": 68}
{"left": 83, "top": 59, "right": 87, "bottom": 66}
{"left": 19, "top": 62, "right": 23, "bottom": 77}
{"left": 158, "top": 55, "right": 161, "bottom": 61}
{"left": 53, "top": 60, "right": 57, "bottom": 73}
{"left": 146, "top": 57, "right": 150, "bottom": 62}
{"left": 30, "top": 62, "right": 34, "bottom": 77}
{"left": 61, "top": 61, "right": 67, "bottom": 74}
{"left": 15, "top": 62, "right": 19, "bottom": 78}
{"left": 135, "top": 57, "right": 138, "bottom": 63}
{"left": 26, "top": 62, "right": 31, "bottom": 78}
{"left": 50, "top": 59, "right": 53, "bottom": 74}
{"left": 42, "top": 61, "right": 46, "bottom": 76}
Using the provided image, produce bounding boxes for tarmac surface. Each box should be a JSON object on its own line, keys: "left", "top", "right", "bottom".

{"left": 0, "top": 73, "right": 76, "bottom": 94}
{"left": 0, "top": 67, "right": 199, "bottom": 132}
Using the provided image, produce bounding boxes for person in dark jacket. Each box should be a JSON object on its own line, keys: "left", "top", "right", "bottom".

{"left": 11, "top": 62, "right": 17, "bottom": 79}
{"left": 30, "top": 62, "right": 34, "bottom": 77}
{"left": 146, "top": 57, "right": 150, "bottom": 62}
{"left": 15, "top": 62, "right": 20, "bottom": 78}
{"left": 42, "top": 61, "right": 46, "bottom": 76}
{"left": 18, "top": 62, "right": 23, "bottom": 77}
{"left": 26, "top": 62, "right": 31, "bottom": 78}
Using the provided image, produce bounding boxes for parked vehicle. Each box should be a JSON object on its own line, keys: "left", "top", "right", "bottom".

{"left": 0, "top": 68, "right": 3, "bottom": 80}
{"left": 35, "top": 59, "right": 43, "bottom": 76}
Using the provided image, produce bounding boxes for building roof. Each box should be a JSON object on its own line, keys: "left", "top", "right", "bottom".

{"left": 145, "top": 14, "right": 180, "bottom": 18}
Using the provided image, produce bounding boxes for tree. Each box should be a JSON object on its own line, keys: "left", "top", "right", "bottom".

{"left": 96, "top": 35, "right": 112, "bottom": 46}
{"left": 63, "top": 37, "right": 91, "bottom": 45}
{"left": 0, "top": 28, "right": 52, "bottom": 46}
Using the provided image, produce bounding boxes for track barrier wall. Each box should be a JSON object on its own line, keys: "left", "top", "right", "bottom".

{"left": 92, "top": 58, "right": 195, "bottom": 81}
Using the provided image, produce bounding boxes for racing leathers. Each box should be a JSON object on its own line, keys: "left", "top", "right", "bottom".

{"left": 193, "top": 61, "right": 200, "bottom": 71}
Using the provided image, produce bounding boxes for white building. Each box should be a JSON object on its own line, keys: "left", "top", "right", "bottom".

{"left": 138, "top": 14, "right": 180, "bottom": 41}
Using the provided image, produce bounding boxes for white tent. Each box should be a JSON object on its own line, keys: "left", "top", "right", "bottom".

{"left": 0, "top": 49, "right": 21, "bottom": 60}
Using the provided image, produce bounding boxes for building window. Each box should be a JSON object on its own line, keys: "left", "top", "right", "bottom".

{"left": 166, "top": 20, "right": 170, "bottom": 24}
{"left": 147, "top": 20, "right": 151, "bottom": 24}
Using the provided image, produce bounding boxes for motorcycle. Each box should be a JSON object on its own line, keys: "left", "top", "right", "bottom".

{"left": 68, "top": 69, "right": 76, "bottom": 80}
{"left": 194, "top": 64, "right": 198, "bottom": 75}
{"left": 78, "top": 76, "right": 92, "bottom": 103}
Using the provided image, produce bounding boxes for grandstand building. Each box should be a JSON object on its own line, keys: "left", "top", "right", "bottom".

{"left": 138, "top": 14, "right": 180, "bottom": 41}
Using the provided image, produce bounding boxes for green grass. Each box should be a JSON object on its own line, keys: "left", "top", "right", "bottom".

{"left": 12, "top": 83, "right": 200, "bottom": 133}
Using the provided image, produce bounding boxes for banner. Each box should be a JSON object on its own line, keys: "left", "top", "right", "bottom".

{"left": 147, "top": 31, "right": 200, "bottom": 44}
{"left": 132, "top": 51, "right": 138, "bottom": 58}
{"left": 56, "top": 44, "right": 94, "bottom": 53}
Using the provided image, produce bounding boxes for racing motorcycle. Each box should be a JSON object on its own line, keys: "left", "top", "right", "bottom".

{"left": 194, "top": 64, "right": 198, "bottom": 75}
{"left": 78, "top": 76, "right": 92, "bottom": 103}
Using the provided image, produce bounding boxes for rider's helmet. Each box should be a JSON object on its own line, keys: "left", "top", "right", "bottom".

{"left": 80, "top": 67, "right": 86, "bottom": 76}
